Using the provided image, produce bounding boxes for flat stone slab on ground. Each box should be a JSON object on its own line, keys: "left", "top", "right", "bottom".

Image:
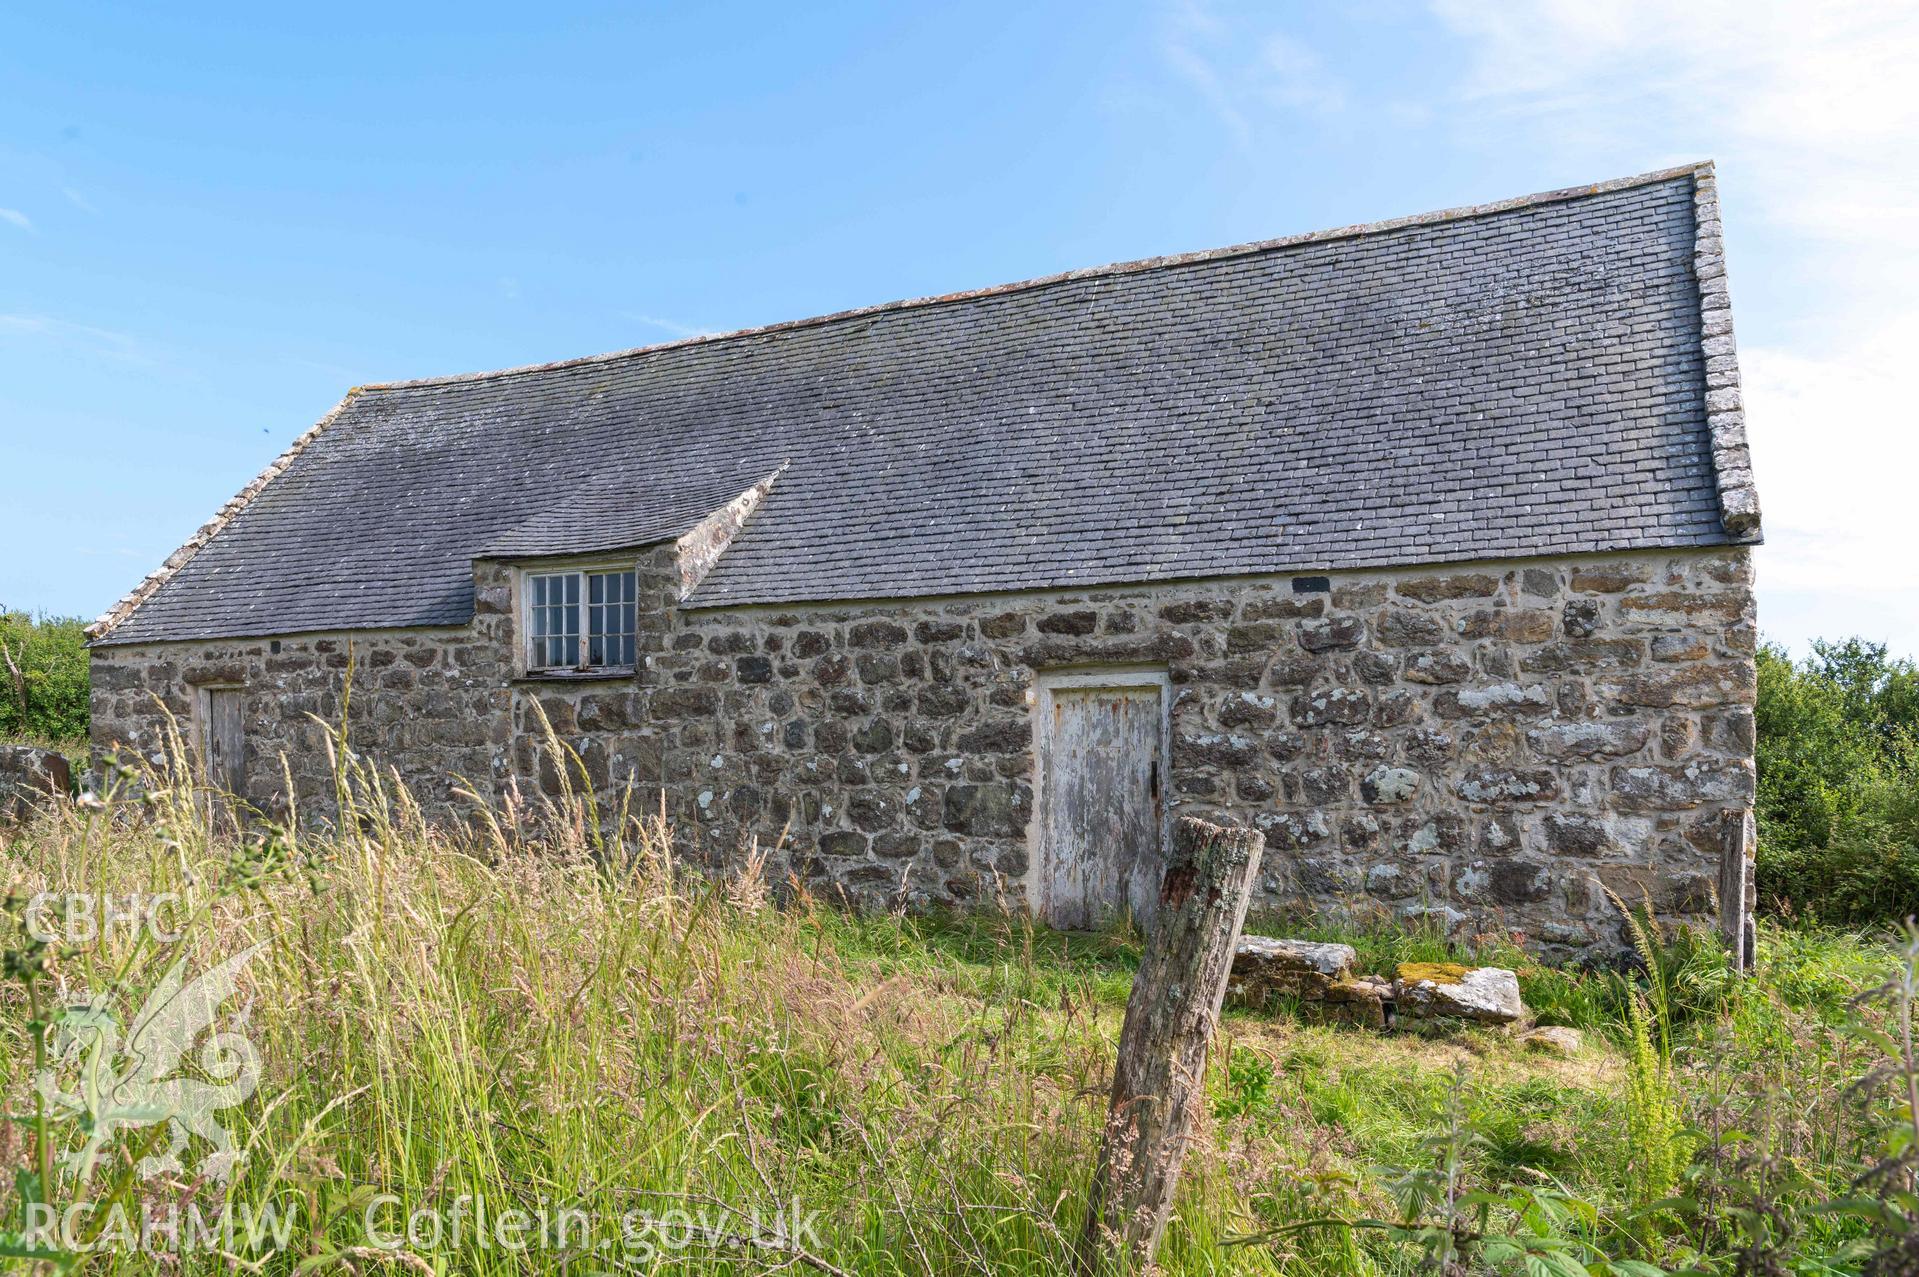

{"left": 1394, "top": 962, "right": 1527, "bottom": 1025}
{"left": 1228, "top": 937, "right": 1358, "bottom": 1006}
{"left": 1228, "top": 940, "right": 1533, "bottom": 1034}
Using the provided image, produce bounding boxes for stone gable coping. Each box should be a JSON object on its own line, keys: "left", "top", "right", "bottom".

{"left": 1689, "top": 163, "right": 1762, "bottom": 541}
{"left": 676, "top": 466, "right": 786, "bottom": 600}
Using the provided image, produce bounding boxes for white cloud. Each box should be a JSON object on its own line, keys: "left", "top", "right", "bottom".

{"left": 620, "top": 313, "right": 714, "bottom": 340}
{"left": 0, "top": 312, "right": 155, "bottom": 365}
{"left": 1428, "top": 0, "right": 1919, "bottom": 653}
{"left": 1740, "top": 334, "right": 1907, "bottom": 591}
{"left": 61, "top": 187, "right": 96, "bottom": 214}
{"left": 1161, "top": 0, "right": 1348, "bottom": 150}
{"left": 1258, "top": 33, "right": 1347, "bottom": 116}
{"left": 0, "top": 207, "right": 33, "bottom": 232}
{"left": 1431, "top": 0, "right": 1919, "bottom": 283}
{"left": 1164, "top": 39, "right": 1253, "bottom": 148}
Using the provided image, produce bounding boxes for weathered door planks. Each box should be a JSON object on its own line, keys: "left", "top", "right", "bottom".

{"left": 1033, "top": 672, "right": 1169, "bottom": 930}
{"left": 202, "top": 688, "right": 247, "bottom": 800}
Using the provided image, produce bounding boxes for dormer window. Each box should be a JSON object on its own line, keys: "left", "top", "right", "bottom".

{"left": 525, "top": 568, "right": 637, "bottom": 672}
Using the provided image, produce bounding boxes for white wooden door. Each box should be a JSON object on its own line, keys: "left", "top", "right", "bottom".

{"left": 1034, "top": 675, "right": 1167, "bottom": 930}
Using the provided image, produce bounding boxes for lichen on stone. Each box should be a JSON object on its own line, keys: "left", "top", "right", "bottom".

{"left": 1395, "top": 961, "right": 1468, "bottom": 986}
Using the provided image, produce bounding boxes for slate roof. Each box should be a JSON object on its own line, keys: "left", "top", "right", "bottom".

{"left": 94, "top": 163, "right": 1759, "bottom": 646}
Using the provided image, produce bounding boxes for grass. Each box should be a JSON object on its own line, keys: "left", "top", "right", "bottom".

{"left": 0, "top": 741, "right": 1905, "bottom": 1273}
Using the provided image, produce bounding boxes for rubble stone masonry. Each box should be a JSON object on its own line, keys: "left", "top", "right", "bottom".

{"left": 92, "top": 544, "right": 1757, "bottom": 957}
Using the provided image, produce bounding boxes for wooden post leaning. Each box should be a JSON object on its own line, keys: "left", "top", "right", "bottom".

{"left": 1077, "top": 815, "right": 1265, "bottom": 1274}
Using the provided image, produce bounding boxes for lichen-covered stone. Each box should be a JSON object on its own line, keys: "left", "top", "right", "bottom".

{"left": 1298, "top": 616, "right": 1365, "bottom": 652}
{"left": 1562, "top": 598, "right": 1603, "bottom": 637}
{"left": 1404, "top": 650, "right": 1472, "bottom": 684}
{"left": 1610, "top": 761, "right": 1754, "bottom": 810}
{"left": 1544, "top": 812, "right": 1629, "bottom": 857}
{"left": 1395, "top": 963, "right": 1526, "bottom": 1025}
{"left": 1226, "top": 938, "right": 1389, "bottom": 1028}
{"left": 1454, "top": 768, "right": 1558, "bottom": 804}
{"left": 1442, "top": 683, "right": 1553, "bottom": 717}
{"left": 1570, "top": 564, "right": 1651, "bottom": 593}
{"left": 1600, "top": 663, "right": 1755, "bottom": 710}
{"left": 1228, "top": 936, "right": 1356, "bottom": 1001}
{"left": 1361, "top": 766, "right": 1420, "bottom": 804}
{"left": 1395, "top": 573, "right": 1499, "bottom": 603}
{"left": 1291, "top": 688, "right": 1371, "bottom": 727}
{"left": 1376, "top": 609, "right": 1446, "bottom": 647}
{"left": 1526, "top": 722, "right": 1651, "bottom": 760}
{"left": 1457, "top": 609, "right": 1555, "bottom": 643}
{"left": 1310, "top": 977, "right": 1389, "bottom": 1028}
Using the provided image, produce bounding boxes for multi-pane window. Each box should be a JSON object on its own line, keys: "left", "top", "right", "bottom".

{"left": 587, "top": 570, "right": 637, "bottom": 668}
{"left": 529, "top": 573, "right": 580, "bottom": 669}
{"left": 526, "top": 569, "right": 637, "bottom": 671}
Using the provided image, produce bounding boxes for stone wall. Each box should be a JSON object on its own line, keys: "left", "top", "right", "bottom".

{"left": 89, "top": 619, "right": 503, "bottom": 820}
{"left": 0, "top": 745, "right": 71, "bottom": 823}
{"left": 92, "top": 545, "right": 1757, "bottom": 957}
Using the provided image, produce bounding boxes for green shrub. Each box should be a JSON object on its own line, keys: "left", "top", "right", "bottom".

{"left": 1756, "top": 639, "right": 1919, "bottom": 925}
{"left": 1762, "top": 771, "right": 1919, "bottom": 925}
{"left": 0, "top": 607, "right": 90, "bottom": 744}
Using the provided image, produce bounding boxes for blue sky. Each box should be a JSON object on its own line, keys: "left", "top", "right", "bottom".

{"left": 3, "top": 2, "right": 1914, "bottom": 656}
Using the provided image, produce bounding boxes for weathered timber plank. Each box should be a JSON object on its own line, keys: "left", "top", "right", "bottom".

{"left": 1077, "top": 814, "right": 1264, "bottom": 1274}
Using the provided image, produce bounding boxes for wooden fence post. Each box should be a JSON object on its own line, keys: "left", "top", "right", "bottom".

{"left": 1077, "top": 815, "right": 1265, "bottom": 1275}
{"left": 1718, "top": 806, "right": 1756, "bottom": 972}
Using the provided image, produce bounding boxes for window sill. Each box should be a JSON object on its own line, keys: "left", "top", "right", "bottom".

{"left": 512, "top": 667, "right": 637, "bottom": 685}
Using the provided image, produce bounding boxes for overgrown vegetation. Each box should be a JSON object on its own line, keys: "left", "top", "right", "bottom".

{"left": 0, "top": 632, "right": 1915, "bottom": 1266}
{"left": 1757, "top": 638, "right": 1919, "bottom": 924}
{"left": 0, "top": 728, "right": 1910, "bottom": 1273}
{"left": 0, "top": 610, "right": 88, "bottom": 748}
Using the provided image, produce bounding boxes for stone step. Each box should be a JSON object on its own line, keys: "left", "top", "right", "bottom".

{"left": 1226, "top": 936, "right": 1529, "bottom": 1030}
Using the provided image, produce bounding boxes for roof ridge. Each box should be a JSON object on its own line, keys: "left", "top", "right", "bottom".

{"left": 86, "top": 388, "right": 364, "bottom": 642}
{"left": 362, "top": 162, "right": 1715, "bottom": 394}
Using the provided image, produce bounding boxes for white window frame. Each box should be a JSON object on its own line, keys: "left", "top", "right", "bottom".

{"left": 518, "top": 562, "right": 640, "bottom": 674}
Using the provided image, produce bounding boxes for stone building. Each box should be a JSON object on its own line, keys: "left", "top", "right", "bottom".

{"left": 89, "top": 164, "right": 1763, "bottom": 958}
